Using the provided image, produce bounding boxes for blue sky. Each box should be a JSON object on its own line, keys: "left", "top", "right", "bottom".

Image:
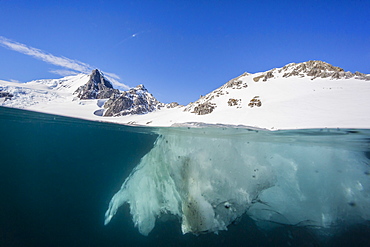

{"left": 0, "top": 0, "right": 369, "bottom": 104}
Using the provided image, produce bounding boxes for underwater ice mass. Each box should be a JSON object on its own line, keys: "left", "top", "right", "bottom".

{"left": 104, "top": 127, "right": 370, "bottom": 236}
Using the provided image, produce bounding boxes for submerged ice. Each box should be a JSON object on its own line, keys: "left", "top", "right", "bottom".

{"left": 104, "top": 128, "right": 370, "bottom": 236}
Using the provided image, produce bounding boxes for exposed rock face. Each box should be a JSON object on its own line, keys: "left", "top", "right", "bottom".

{"left": 248, "top": 96, "right": 262, "bottom": 107}
{"left": 228, "top": 98, "right": 241, "bottom": 106}
{"left": 73, "top": 69, "right": 172, "bottom": 117}
{"left": 0, "top": 91, "right": 13, "bottom": 101}
{"left": 280, "top": 60, "right": 370, "bottom": 80}
{"left": 263, "top": 71, "right": 274, "bottom": 81}
{"left": 184, "top": 97, "right": 214, "bottom": 115}
{"left": 224, "top": 72, "right": 249, "bottom": 89}
{"left": 103, "top": 85, "right": 164, "bottom": 116}
{"left": 74, "top": 69, "right": 120, "bottom": 99}
{"left": 166, "top": 102, "right": 181, "bottom": 108}
{"left": 253, "top": 61, "right": 370, "bottom": 82}
{"left": 253, "top": 70, "right": 275, "bottom": 82}
{"left": 191, "top": 102, "right": 216, "bottom": 115}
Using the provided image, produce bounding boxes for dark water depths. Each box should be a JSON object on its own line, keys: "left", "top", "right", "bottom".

{"left": 0, "top": 106, "right": 369, "bottom": 247}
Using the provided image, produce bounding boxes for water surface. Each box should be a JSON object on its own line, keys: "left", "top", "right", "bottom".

{"left": 0, "top": 106, "right": 369, "bottom": 246}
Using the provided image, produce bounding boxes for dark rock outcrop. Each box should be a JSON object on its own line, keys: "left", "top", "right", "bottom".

{"left": 253, "top": 70, "right": 275, "bottom": 82}
{"left": 0, "top": 91, "right": 13, "bottom": 100}
{"left": 166, "top": 102, "right": 180, "bottom": 108}
{"left": 248, "top": 96, "right": 262, "bottom": 107}
{"left": 74, "top": 70, "right": 166, "bottom": 117}
{"left": 280, "top": 60, "right": 370, "bottom": 81}
{"left": 224, "top": 72, "right": 249, "bottom": 89}
{"left": 191, "top": 102, "right": 216, "bottom": 115}
{"left": 263, "top": 71, "right": 274, "bottom": 81}
{"left": 252, "top": 61, "right": 370, "bottom": 82}
{"left": 103, "top": 85, "right": 163, "bottom": 116}
{"left": 74, "top": 69, "right": 120, "bottom": 99}
{"left": 228, "top": 98, "right": 241, "bottom": 106}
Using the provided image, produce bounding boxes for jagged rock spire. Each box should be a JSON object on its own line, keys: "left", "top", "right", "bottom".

{"left": 74, "top": 69, "right": 120, "bottom": 99}
{"left": 90, "top": 69, "right": 114, "bottom": 89}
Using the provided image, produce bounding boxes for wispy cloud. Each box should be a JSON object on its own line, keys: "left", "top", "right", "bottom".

{"left": 0, "top": 79, "right": 20, "bottom": 84}
{"left": 49, "top": 69, "right": 80, "bottom": 77}
{"left": 0, "top": 36, "right": 92, "bottom": 73}
{"left": 0, "top": 36, "right": 129, "bottom": 89}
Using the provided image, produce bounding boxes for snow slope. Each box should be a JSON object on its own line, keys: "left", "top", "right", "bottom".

{"left": 0, "top": 74, "right": 105, "bottom": 120}
{"left": 104, "top": 61, "right": 370, "bottom": 130}
{"left": 1, "top": 61, "right": 370, "bottom": 130}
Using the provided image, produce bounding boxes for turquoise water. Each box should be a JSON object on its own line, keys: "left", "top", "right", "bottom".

{"left": 1, "top": 106, "right": 369, "bottom": 246}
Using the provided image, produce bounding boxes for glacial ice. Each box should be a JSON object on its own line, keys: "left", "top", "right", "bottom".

{"left": 104, "top": 127, "right": 370, "bottom": 236}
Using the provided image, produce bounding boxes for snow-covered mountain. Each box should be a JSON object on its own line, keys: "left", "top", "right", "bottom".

{"left": 75, "top": 69, "right": 120, "bottom": 100}
{"left": 114, "top": 60, "right": 370, "bottom": 130}
{"left": 103, "top": 84, "right": 165, "bottom": 117}
{"left": 1, "top": 60, "right": 370, "bottom": 130}
{"left": 184, "top": 60, "right": 370, "bottom": 116}
{"left": 0, "top": 69, "right": 170, "bottom": 120}
{"left": 0, "top": 73, "right": 90, "bottom": 108}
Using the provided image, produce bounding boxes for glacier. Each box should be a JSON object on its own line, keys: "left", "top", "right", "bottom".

{"left": 105, "top": 127, "right": 370, "bottom": 236}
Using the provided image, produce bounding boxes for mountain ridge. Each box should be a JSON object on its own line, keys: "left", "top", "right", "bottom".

{"left": 184, "top": 60, "right": 370, "bottom": 116}
{"left": 1, "top": 60, "right": 370, "bottom": 130}
{"left": 258, "top": 60, "right": 370, "bottom": 81}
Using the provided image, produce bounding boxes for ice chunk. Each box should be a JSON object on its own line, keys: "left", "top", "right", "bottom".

{"left": 105, "top": 128, "right": 370, "bottom": 236}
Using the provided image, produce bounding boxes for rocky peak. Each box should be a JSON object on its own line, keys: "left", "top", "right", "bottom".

{"left": 283, "top": 60, "right": 344, "bottom": 73}
{"left": 253, "top": 60, "right": 370, "bottom": 82}
{"left": 133, "top": 84, "right": 146, "bottom": 91}
{"left": 91, "top": 69, "right": 114, "bottom": 88}
{"left": 101, "top": 83, "right": 181, "bottom": 117}
{"left": 74, "top": 69, "right": 120, "bottom": 99}
{"left": 184, "top": 60, "right": 370, "bottom": 116}
{"left": 127, "top": 84, "right": 148, "bottom": 95}
{"left": 103, "top": 84, "right": 163, "bottom": 117}
{"left": 279, "top": 60, "right": 370, "bottom": 80}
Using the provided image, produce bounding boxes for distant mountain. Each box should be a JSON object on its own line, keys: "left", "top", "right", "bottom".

{"left": 1, "top": 60, "right": 369, "bottom": 130}
{"left": 72, "top": 69, "right": 171, "bottom": 116}
{"left": 74, "top": 69, "right": 120, "bottom": 100}
{"left": 184, "top": 60, "right": 370, "bottom": 116}
{"left": 259, "top": 60, "right": 369, "bottom": 81}
{"left": 0, "top": 73, "right": 90, "bottom": 108}
{"left": 103, "top": 84, "right": 166, "bottom": 117}
{"left": 0, "top": 69, "right": 176, "bottom": 118}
